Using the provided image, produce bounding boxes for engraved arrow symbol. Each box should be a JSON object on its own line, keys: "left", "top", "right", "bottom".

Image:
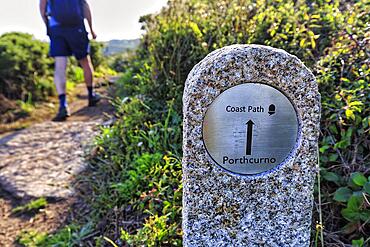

{"left": 246, "top": 120, "right": 254, "bottom": 155}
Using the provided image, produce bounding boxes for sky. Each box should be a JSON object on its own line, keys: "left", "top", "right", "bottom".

{"left": 0, "top": 0, "right": 168, "bottom": 41}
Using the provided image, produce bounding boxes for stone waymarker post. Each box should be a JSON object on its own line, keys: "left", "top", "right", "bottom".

{"left": 182, "top": 45, "right": 320, "bottom": 246}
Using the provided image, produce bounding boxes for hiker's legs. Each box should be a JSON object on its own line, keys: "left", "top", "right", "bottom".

{"left": 52, "top": 56, "right": 69, "bottom": 121}
{"left": 54, "top": 56, "right": 68, "bottom": 95}
{"left": 79, "top": 55, "right": 100, "bottom": 106}
{"left": 79, "top": 55, "right": 94, "bottom": 88}
{"left": 54, "top": 57, "right": 68, "bottom": 111}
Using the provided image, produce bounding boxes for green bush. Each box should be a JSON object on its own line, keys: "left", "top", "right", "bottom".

{"left": 0, "top": 32, "right": 53, "bottom": 101}
{"left": 317, "top": 5, "right": 369, "bottom": 243}
{"left": 78, "top": 98, "right": 182, "bottom": 246}
{"left": 90, "top": 40, "right": 105, "bottom": 69}
{"left": 138, "top": 0, "right": 368, "bottom": 108}
{"left": 109, "top": 52, "right": 135, "bottom": 73}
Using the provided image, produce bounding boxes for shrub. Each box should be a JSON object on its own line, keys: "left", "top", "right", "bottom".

{"left": 90, "top": 40, "right": 105, "bottom": 69}
{"left": 0, "top": 32, "right": 53, "bottom": 101}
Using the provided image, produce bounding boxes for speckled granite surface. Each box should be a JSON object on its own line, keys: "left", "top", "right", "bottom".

{"left": 182, "top": 45, "right": 320, "bottom": 246}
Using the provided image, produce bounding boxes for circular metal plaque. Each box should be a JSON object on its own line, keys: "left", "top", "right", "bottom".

{"left": 203, "top": 83, "right": 299, "bottom": 175}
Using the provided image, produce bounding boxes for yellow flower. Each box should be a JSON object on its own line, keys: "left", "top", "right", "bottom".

{"left": 163, "top": 155, "right": 170, "bottom": 162}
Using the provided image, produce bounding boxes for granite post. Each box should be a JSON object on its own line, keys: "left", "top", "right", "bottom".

{"left": 182, "top": 44, "right": 320, "bottom": 246}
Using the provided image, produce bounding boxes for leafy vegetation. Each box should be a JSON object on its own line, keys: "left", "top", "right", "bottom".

{"left": 90, "top": 98, "right": 183, "bottom": 246}
{"left": 90, "top": 40, "right": 105, "bottom": 69}
{"left": 21, "top": 0, "right": 369, "bottom": 246}
{"left": 0, "top": 32, "right": 53, "bottom": 102}
{"left": 12, "top": 197, "right": 48, "bottom": 214}
{"left": 17, "top": 224, "right": 94, "bottom": 247}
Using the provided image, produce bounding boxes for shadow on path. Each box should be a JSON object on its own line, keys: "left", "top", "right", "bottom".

{"left": 0, "top": 132, "right": 22, "bottom": 146}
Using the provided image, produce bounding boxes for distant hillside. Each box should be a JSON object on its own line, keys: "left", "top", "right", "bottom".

{"left": 103, "top": 39, "right": 140, "bottom": 56}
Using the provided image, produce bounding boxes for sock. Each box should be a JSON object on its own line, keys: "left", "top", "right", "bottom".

{"left": 87, "top": 86, "right": 94, "bottom": 99}
{"left": 58, "top": 94, "right": 67, "bottom": 109}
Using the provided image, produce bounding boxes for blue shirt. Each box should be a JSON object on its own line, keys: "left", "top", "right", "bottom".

{"left": 47, "top": 2, "right": 59, "bottom": 27}
{"left": 47, "top": 0, "right": 86, "bottom": 27}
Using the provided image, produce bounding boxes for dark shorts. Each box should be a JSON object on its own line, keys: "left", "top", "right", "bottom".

{"left": 48, "top": 25, "right": 90, "bottom": 60}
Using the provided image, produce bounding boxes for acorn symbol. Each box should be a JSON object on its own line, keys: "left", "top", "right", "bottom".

{"left": 268, "top": 104, "right": 276, "bottom": 115}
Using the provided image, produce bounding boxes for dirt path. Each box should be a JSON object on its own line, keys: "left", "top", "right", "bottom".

{"left": 0, "top": 81, "right": 115, "bottom": 246}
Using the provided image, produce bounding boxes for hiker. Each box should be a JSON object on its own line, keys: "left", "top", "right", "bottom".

{"left": 39, "top": 0, "right": 100, "bottom": 121}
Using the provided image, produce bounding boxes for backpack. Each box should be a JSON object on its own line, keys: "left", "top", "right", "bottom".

{"left": 49, "top": 0, "right": 84, "bottom": 27}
